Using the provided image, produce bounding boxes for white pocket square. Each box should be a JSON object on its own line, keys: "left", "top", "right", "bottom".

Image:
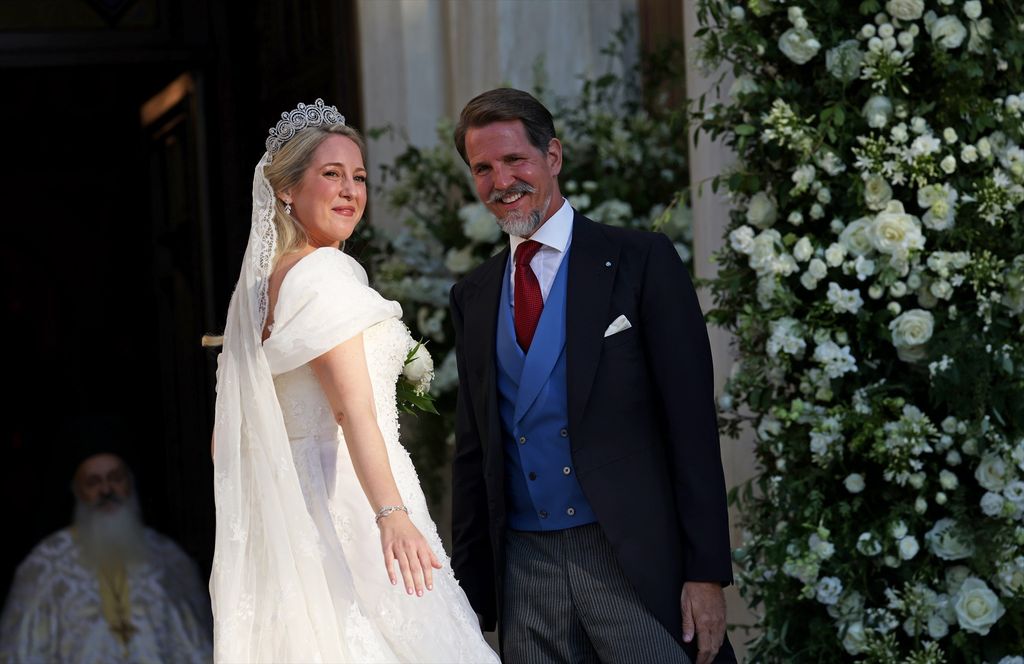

{"left": 603, "top": 314, "right": 632, "bottom": 338}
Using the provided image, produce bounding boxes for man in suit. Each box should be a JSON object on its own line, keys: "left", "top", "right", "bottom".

{"left": 449, "top": 87, "right": 735, "bottom": 664}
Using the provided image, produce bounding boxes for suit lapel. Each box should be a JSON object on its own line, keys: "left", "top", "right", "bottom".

{"left": 566, "top": 214, "right": 620, "bottom": 438}
{"left": 462, "top": 248, "right": 508, "bottom": 452}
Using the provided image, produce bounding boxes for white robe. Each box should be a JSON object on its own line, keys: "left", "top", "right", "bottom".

{"left": 0, "top": 528, "right": 212, "bottom": 664}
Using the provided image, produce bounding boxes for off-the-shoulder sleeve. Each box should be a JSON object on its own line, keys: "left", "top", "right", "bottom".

{"left": 263, "top": 249, "right": 402, "bottom": 375}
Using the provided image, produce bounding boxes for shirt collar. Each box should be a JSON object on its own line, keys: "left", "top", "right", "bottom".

{"left": 509, "top": 198, "right": 573, "bottom": 257}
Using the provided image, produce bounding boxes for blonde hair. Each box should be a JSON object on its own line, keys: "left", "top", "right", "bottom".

{"left": 263, "top": 123, "right": 367, "bottom": 265}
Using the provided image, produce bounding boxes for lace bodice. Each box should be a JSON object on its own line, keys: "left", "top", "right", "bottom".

{"left": 274, "top": 317, "right": 414, "bottom": 443}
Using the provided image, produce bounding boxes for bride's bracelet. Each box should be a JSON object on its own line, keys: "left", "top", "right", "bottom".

{"left": 375, "top": 505, "right": 409, "bottom": 524}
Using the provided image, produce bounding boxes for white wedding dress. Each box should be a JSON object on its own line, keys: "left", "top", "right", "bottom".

{"left": 217, "top": 247, "right": 496, "bottom": 663}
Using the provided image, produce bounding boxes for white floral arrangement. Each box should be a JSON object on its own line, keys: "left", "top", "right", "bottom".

{"left": 397, "top": 341, "right": 437, "bottom": 416}
{"left": 695, "top": 0, "right": 1024, "bottom": 660}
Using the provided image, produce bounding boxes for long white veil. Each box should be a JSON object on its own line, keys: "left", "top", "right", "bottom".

{"left": 210, "top": 142, "right": 384, "bottom": 661}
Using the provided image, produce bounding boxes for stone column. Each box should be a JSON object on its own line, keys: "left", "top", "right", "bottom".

{"left": 683, "top": 0, "right": 758, "bottom": 657}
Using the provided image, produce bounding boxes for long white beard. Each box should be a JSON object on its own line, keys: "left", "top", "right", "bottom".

{"left": 74, "top": 493, "right": 147, "bottom": 572}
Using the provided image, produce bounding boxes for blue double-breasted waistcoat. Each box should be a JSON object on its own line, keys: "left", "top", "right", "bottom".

{"left": 495, "top": 248, "right": 597, "bottom": 531}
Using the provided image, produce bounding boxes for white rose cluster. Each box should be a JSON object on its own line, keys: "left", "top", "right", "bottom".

{"left": 778, "top": 7, "right": 821, "bottom": 65}
{"left": 889, "top": 308, "right": 934, "bottom": 362}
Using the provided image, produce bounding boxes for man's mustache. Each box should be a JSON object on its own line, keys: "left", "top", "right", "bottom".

{"left": 95, "top": 492, "right": 124, "bottom": 507}
{"left": 488, "top": 181, "right": 535, "bottom": 204}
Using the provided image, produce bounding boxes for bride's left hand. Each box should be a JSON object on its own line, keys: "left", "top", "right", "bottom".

{"left": 379, "top": 512, "right": 443, "bottom": 596}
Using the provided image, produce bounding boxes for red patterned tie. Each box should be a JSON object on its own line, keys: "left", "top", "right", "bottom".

{"left": 514, "top": 240, "right": 544, "bottom": 352}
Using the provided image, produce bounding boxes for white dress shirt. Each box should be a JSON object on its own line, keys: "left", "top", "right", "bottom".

{"left": 508, "top": 198, "right": 574, "bottom": 306}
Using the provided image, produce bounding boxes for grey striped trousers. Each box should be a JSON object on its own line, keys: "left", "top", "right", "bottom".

{"left": 501, "top": 523, "right": 692, "bottom": 664}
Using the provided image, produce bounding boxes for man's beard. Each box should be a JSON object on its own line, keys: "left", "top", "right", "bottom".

{"left": 73, "top": 492, "right": 147, "bottom": 572}
{"left": 488, "top": 182, "right": 551, "bottom": 238}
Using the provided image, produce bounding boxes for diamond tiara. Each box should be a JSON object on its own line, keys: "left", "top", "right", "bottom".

{"left": 265, "top": 98, "right": 346, "bottom": 160}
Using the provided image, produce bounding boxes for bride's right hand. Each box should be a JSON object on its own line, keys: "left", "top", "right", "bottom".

{"left": 378, "top": 512, "right": 443, "bottom": 596}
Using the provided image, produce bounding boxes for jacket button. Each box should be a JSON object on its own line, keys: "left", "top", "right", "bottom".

{"left": 519, "top": 436, "right": 527, "bottom": 445}
{"left": 528, "top": 472, "right": 537, "bottom": 481}
{"left": 562, "top": 466, "right": 571, "bottom": 476}
{"left": 539, "top": 510, "right": 548, "bottom": 519}
{"left": 559, "top": 428, "right": 568, "bottom": 438}
{"left": 567, "top": 507, "right": 576, "bottom": 516}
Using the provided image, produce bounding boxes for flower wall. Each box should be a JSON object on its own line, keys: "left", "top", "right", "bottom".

{"left": 694, "top": 0, "right": 1024, "bottom": 660}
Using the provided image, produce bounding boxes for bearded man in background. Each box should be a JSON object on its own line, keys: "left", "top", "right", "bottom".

{"left": 0, "top": 447, "right": 212, "bottom": 663}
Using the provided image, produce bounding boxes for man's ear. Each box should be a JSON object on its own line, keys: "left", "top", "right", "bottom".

{"left": 547, "top": 138, "right": 563, "bottom": 178}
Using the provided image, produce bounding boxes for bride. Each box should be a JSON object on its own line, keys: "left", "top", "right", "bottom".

{"left": 210, "top": 99, "right": 499, "bottom": 663}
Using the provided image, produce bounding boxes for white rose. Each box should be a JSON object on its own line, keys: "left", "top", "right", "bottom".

{"left": 791, "top": 164, "right": 817, "bottom": 194}
{"left": 953, "top": 578, "right": 1006, "bottom": 635}
{"left": 857, "top": 532, "right": 882, "bottom": 556}
{"left": 444, "top": 246, "right": 477, "bottom": 274}
{"left": 839, "top": 217, "right": 875, "bottom": 256}
{"left": 980, "top": 491, "right": 1005, "bottom": 516}
{"left": 826, "top": 40, "right": 864, "bottom": 82}
{"left": 889, "top": 309, "right": 934, "bottom": 362}
{"left": 886, "top": 0, "right": 924, "bottom": 20}
{"left": 976, "top": 453, "right": 1011, "bottom": 491}
{"left": 842, "top": 622, "right": 868, "bottom": 655}
{"left": 930, "top": 280, "right": 953, "bottom": 299}
{"left": 778, "top": 27, "right": 821, "bottom": 65}
{"left": 929, "top": 15, "right": 968, "bottom": 49}
{"left": 927, "top": 614, "right": 950, "bottom": 639}
{"left": 899, "top": 535, "right": 920, "bottom": 560}
{"left": 864, "top": 174, "right": 894, "bottom": 211}
{"left": 961, "top": 145, "right": 979, "bottom": 162}
{"left": 746, "top": 192, "right": 778, "bottom": 228}
{"left": 808, "top": 258, "right": 828, "bottom": 280}
{"left": 845, "top": 473, "right": 866, "bottom": 493}
{"left": 855, "top": 256, "right": 876, "bottom": 281}
{"left": 863, "top": 95, "right": 894, "bottom": 128}
{"left": 940, "top": 155, "right": 957, "bottom": 173}
{"left": 870, "top": 201, "right": 925, "bottom": 255}
{"left": 939, "top": 470, "right": 959, "bottom": 490}
{"left": 925, "top": 518, "right": 974, "bottom": 560}
{"left": 403, "top": 343, "right": 435, "bottom": 393}
{"left": 917, "top": 184, "right": 946, "bottom": 208}
{"left": 730, "top": 5, "right": 746, "bottom": 21}
{"left": 826, "top": 243, "right": 847, "bottom": 267}
{"left": 794, "top": 237, "right": 814, "bottom": 262}
{"left": 459, "top": 202, "right": 502, "bottom": 244}
{"left": 816, "top": 576, "right": 843, "bottom": 604}
{"left": 943, "top": 127, "right": 959, "bottom": 144}
{"left": 749, "top": 230, "right": 782, "bottom": 276}
{"left": 963, "top": 0, "right": 982, "bottom": 20}
{"left": 729, "top": 225, "right": 756, "bottom": 254}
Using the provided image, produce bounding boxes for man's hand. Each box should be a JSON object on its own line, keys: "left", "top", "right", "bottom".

{"left": 681, "top": 581, "right": 726, "bottom": 664}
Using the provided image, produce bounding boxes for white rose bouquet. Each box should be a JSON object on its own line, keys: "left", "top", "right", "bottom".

{"left": 396, "top": 341, "right": 438, "bottom": 416}
{"left": 694, "top": 0, "right": 1024, "bottom": 660}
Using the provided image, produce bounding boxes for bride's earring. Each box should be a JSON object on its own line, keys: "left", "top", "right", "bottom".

{"left": 284, "top": 201, "right": 292, "bottom": 215}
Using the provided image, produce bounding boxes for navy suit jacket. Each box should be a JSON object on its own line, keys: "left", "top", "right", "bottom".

{"left": 449, "top": 212, "right": 734, "bottom": 659}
